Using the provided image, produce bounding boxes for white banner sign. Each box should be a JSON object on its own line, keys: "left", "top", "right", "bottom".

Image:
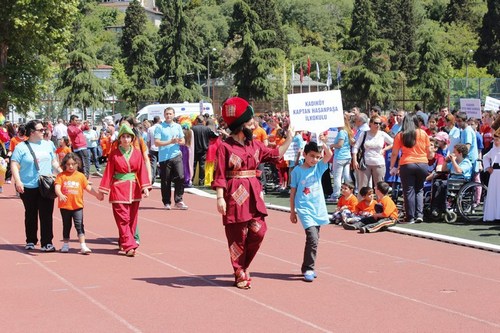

{"left": 288, "top": 90, "right": 344, "bottom": 134}
{"left": 485, "top": 96, "right": 500, "bottom": 111}
{"left": 283, "top": 141, "right": 301, "bottom": 161}
{"left": 460, "top": 98, "right": 482, "bottom": 119}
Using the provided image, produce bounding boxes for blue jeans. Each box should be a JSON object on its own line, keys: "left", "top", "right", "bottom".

{"left": 331, "top": 158, "right": 352, "bottom": 198}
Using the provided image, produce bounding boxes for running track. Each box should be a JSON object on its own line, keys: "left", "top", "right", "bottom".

{"left": 1, "top": 178, "right": 499, "bottom": 333}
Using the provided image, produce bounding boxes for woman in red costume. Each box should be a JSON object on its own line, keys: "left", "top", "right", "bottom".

{"left": 98, "top": 125, "right": 150, "bottom": 257}
{"left": 212, "top": 97, "right": 294, "bottom": 289}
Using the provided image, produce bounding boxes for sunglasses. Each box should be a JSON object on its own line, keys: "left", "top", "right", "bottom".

{"left": 372, "top": 122, "right": 381, "bottom": 125}
{"left": 34, "top": 128, "right": 46, "bottom": 133}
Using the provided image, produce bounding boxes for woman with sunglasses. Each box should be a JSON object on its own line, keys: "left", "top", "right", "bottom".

{"left": 352, "top": 115, "right": 393, "bottom": 190}
{"left": 390, "top": 113, "right": 431, "bottom": 223}
{"left": 11, "top": 120, "right": 62, "bottom": 251}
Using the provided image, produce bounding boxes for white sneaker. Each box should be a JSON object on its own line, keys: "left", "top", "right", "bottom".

{"left": 80, "top": 244, "right": 92, "bottom": 255}
{"left": 60, "top": 243, "right": 70, "bottom": 253}
{"left": 175, "top": 202, "right": 188, "bottom": 210}
{"left": 41, "top": 244, "right": 56, "bottom": 252}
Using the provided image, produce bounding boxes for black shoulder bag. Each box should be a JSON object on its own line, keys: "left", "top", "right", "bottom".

{"left": 356, "top": 131, "right": 367, "bottom": 171}
{"left": 25, "top": 142, "right": 57, "bottom": 200}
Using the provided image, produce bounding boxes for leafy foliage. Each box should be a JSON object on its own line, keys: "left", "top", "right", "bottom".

{"left": 474, "top": 0, "right": 500, "bottom": 76}
{"left": 0, "top": 1, "right": 79, "bottom": 111}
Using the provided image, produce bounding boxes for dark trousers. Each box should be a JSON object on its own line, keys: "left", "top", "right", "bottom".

{"left": 60, "top": 208, "right": 85, "bottom": 239}
{"left": 159, "top": 154, "right": 185, "bottom": 205}
{"left": 192, "top": 152, "right": 207, "bottom": 185}
{"left": 74, "top": 148, "right": 90, "bottom": 179}
{"left": 149, "top": 150, "right": 159, "bottom": 181}
{"left": 20, "top": 188, "right": 55, "bottom": 247}
{"left": 302, "top": 226, "right": 320, "bottom": 273}
{"left": 399, "top": 163, "right": 428, "bottom": 221}
{"left": 87, "top": 147, "right": 100, "bottom": 170}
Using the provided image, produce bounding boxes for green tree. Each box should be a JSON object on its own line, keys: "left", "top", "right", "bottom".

{"left": 121, "top": 0, "right": 148, "bottom": 77}
{"left": 229, "top": 1, "right": 284, "bottom": 101}
{"left": 344, "top": 0, "right": 377, "bottom": 51}
{"left": 156, "top": 0, "right": 204, "bottom": 102}
{"left": 442, "top": 0, "right": 485, "bottom": 30}
{"left": 0, "top": 1, "right": 79, "bottom": 112}
{"left": 247, "top": 0, "right": 289, "bottom": 55}
{"left": 412, "top": 33, "right": 450, "bottom": 111}
{"left": 373, "top": 0, "right": 418, "bottom": 74}
{"left": 122, "top": 35, "right": 159, "bottom": 111}
{"left": 474, "top": 0, "right": 500, "bottom": 76}
{"left": 342, "top": 0, "right": 395, "bottom": 108}
{"left": 57, "top": 28, "right": 107, "bottom": 119}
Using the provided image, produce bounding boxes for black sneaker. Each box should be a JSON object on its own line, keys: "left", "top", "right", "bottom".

{"left": 40, "top": 244, "right": 56, "bottom": 252}
{"left": 359, "top": 227, "right": 367, "bottom": 234}
{"left": 25, "top": 243, "right": 35, "bottom": 250}
{"left": 416, "top": 217, "right": 423, "bottom": 223}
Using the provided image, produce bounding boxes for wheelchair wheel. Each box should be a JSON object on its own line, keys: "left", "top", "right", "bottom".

{"left": 457, "top": 182, "right": 487, "bottom": 223}
{"left": 444, "top": 210, "right": 458, "bottom": 223}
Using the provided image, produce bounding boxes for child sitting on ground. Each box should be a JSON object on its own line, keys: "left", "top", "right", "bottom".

{"left": 343, "top": 181, "right": 398, "bottom": 233}
{"left": 330, "top": 182, "right": 358, "bottom": 225}
{"left": 342, "top": 186, "right": 377, "bottom": 227}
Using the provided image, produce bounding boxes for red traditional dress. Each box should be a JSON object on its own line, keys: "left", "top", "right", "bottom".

{"left": 99, "top": 146, "right": 150, "bottom": 252}
{"left": 212, "top": 137, "right": 280, "bottom": 281}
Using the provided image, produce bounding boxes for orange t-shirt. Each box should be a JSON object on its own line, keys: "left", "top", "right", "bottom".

{"left": 253, "top": 127, "right": 268, "bottom": 143}
{"left": 378, "top": 195, "right": 398, "bottom": 219}
{"left": 355, "top": 199, "right": 376, "bottom": 215}
{"left": 392, "top": 129, "right": 429, "bottom": 165}
{"left": 338, "top": 194, "right": 358, "bottom": 212}
{"left": 9, "top": 136, "right": 26, "bottom": 152}
{"left": 56, "top": 146, "right": 72, "bottom": 162}
{"left": 100, "top": 136, "right": 111, "bottom": 157}
{"left": 55, "top": 170, "right": 89, "bottom": 210}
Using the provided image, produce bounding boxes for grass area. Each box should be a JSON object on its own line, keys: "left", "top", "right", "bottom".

{"left": 196, "top": 186, "right": 500, "bottom": 247}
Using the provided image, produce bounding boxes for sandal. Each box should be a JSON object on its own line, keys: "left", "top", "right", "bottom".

{"left": 125, "top": 249, "right": 136, "bottom": 257}
{"left": 234, "top": 269, "right": 251, "bottom": 289}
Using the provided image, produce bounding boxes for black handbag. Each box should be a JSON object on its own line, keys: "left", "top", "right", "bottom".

{"left": 25, "top": 142, "right": 57, "bottom": 200}
{"left": 356, "top": 131, "right": 367, "bottom": 171}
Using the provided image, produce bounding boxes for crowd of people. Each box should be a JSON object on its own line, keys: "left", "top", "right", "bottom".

{"left": 1, "top": 100, "right": 500, "bottom": 286}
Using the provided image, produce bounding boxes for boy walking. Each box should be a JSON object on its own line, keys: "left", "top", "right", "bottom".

{"left": 290, "top": 138, "right": 333, "bottom": 282}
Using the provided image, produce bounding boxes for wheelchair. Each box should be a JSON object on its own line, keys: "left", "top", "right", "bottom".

{"left": 424, "top": 173, "right": 487, "bottom": 223}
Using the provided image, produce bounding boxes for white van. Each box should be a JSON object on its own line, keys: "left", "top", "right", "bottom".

{"left": 136, "top": 101, "right": 214, "bottom": 122}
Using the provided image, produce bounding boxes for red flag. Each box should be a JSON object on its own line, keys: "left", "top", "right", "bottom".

{"left": 307, "top": 56, "right": 311, "bottom": 76}
{"left": 300, "top": 65, "right": 304, "bottom": 83}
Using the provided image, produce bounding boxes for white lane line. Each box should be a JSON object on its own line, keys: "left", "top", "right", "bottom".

{"left": 0, "top": 237, "right": 142, "bottom": 333}
{"left": 129, "top": 214, "right": 500, "bottom": 329}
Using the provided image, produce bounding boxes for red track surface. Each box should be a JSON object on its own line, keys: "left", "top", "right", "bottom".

{"left": 1, "top": 178, "right": 500, "bottom": 332}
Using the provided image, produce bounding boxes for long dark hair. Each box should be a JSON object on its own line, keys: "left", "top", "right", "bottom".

{"left": 401, "top": 113, "right": 419, "bottom": 148}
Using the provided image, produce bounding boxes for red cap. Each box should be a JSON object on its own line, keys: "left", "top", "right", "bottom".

{"left": 221, "top": 97, "right": 254, "bottom": 131}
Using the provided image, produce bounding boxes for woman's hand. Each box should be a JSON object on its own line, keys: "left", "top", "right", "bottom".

{"left": 352, "top": 159, "right": 359, "bottom": 170}
{"left": 217, "top": 197, "right": 226, "bottom": 215}
{"left": 390, "top": 167, "right": 399, "bottom": 176}
{"left": 143, "top": 188, "right": 149, "bottom": 198}
{"left": 15, "top": 181, "right": 24, "bottom": 194}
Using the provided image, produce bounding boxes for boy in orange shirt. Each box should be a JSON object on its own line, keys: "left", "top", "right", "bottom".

{"left": 330, "top": 183, "right": 358, "bottom": 225}
{"left": 55, "top": 153, "right": 103, "bottom": 254}
{"left": 344, "top": 182, "right": 398, "bottom": 233}
{"left": 343, "top": 186, "right": 376, "bottom": 227}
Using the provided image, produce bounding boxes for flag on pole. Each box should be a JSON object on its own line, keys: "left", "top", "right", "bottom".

{"left": 316, "top": 62, "right": 320, "bottom": 80}
{"left": 291, "top": 63, "right": 295, "bottom": 80}
{"left": 307, "top": 56, "right": 311, "bottom": 76}
{"left": 336, "top": 64, "right": 341, "bottom": 86}
{"left": 300, "top": 64, "right": 304, "bottom": 84}
{"left": 326, "top": 62, "right": 332, "bottom": 88}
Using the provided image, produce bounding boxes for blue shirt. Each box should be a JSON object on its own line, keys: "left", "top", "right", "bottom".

{"left": 448, "top": 126, "right": 461, "bottom": 155}
{"left": 447, "top": 158, "right": 472, "bottom": 181}
{"left": 11, "top": 140, "right": 57, "bottom": 189}
{"left": 154, "top": 121, "right": 184, "bottom": 162}
{"left": 290, "top": 160, "right": 330, "bottom": 229}
{"left": 333, "top": 129, "right": 351, "bottom": 160}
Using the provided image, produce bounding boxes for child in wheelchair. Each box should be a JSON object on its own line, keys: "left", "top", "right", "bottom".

{"left": 429, "top": 144, "right": 472, "bottom": 218}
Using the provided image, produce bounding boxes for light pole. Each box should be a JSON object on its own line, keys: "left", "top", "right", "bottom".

{"left": 207, "top": 48, "right": 216, "bottom": 100}
{"left": 465, "top": 49, "right": 473, "bottom": 96}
